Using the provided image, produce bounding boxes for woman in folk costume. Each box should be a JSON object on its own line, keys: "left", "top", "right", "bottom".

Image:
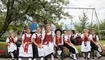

{"left": 90, "top": 28, "right": 102, "bottom": 59}
{"left": 54, "top": 29, "right": 64, "bottom": 60}
{"left": 6, "top": 30, "right": 17, "bottom": 60}
{"left": 19, "top": 27, "right": 33, "bottom": 60}
{"left": 74, "top": 31, "right": 82, "bottom": 45}
{"left": 64, "top": 30, "right": 78, "bottom": 60}
{"left": 32, "top": 27, "right": 44, "bottom": 60}
{"left": 42, "top": 24, "right": 55, "bottom": 60}
{"left": 81, "top": 29, "right": 91, "bottom": 60}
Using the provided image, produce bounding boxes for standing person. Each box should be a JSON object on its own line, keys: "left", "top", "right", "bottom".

{"left": 32, "top": 27, "right": 44, "bottom": 60}
{"left": 22, "top": 26, "right": 27, "bottom": 35}
{"left": 54, "top": 29, "right": 64, "bottom": 60}
{"left": 50, "top": 21, "right": 56, "bottom": 32}
{"left": 63, "top": 30, "right": 78, "bottom": 60}
{"left": 81, "top": 29, "right": 91, "bottom": 60}
{"left": 30, "top": 19, "right": 38, "bottom": 34}
{"left": 74, "top": 31, "right": 82, "bottom": 45}
{"left": 42, "top": 24, "right": 55, "bottom": 60}
{"left": 19, "top": 28, "right": 33, "bottom": 60}
{"left": 16, "top": 31, "right": 22, "bottom": 59}
{"left": 6, "top": 30, "right": 17, "bottom": 60}
{"left": 90, "top": 28, "right": 102, "bottom": 59}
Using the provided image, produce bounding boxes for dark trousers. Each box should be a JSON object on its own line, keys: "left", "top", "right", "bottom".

{"left": 32, "top": 43, "right": 38, "bottom": 58}
{"left": 63, "top": 43, "right": 76, "bottom": 54}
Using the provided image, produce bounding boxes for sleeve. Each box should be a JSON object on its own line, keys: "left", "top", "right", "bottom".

{"left": 32, "top": 34, "right": 36, "bottom": 39}
{"left": 74, "top": 34, "right": 77, "bottom": 39}
{"left": 61, "top": 36, "right": 64, "bottom": 45}
{"left": 96, "top": 35, "right": 99, "bottom": 41}
{"left": 64, "top": 35, "right": 68, "bottom": 41}
{"left": 6, "top": 38, "right": 9, "bottom": 43}
{"left": 54, "top": 36, "right": 56, "bottom": 46}
{"left": 15, "top": 37, "right": 18, "bottom": 41}
{"left": 81, "top": 34, "right": 84, "bottom": 39}
{"left": 42, "top": 31, "right": 45, "bottom": 40}
{"left": 22, "top": 34, "right": 25, "bottom": 40}
{"left": 89, "top": 35, "right": 93, "bottom": 40}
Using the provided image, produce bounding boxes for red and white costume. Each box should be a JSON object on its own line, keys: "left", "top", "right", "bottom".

{"left": 19, "top": 33, "right": 33, "bottom": 57}
{"left": 6, "top": 36, "right": 17, "bottom": 53}
{"left": 89, "top": 34, "right": 102, "bottom": 52}
{"left": 81, "top": 34, "right": 91, "bottom": 52}
{"left": 42, "top": 31, "right": 55, "bottom": 56}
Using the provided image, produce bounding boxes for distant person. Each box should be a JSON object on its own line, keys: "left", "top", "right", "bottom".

{"left": 74, "top": 31, "right": 82, "bottom": 45}
{"left": 30, "top": 19, "right": 38, "bottom": 34}
{"left": 16, "top": 31, "right": 22, "bottom": 59}
{"left": 50, "top": 21, "right": 56, "bottom": 32}
{"left": 22, "top": 26, "right": 27, "bottom": 35}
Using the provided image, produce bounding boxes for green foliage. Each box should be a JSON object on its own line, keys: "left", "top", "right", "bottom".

{"left": 0, "top": 0, "right": 70, "bottom": 37}
{"left": 74, "top": 13, "right": 89, "bottom": 32}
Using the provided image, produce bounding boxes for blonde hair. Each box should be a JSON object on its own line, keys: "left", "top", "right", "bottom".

{"left": 9, "top": 30, "right": 14, "bottom": 34}
{"left": 83, "top": 29, "right": 89, "bottom": 33}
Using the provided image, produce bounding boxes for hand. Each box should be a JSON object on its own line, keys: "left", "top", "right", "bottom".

{"left": 38, "top": 45, "right": 43, "bottom": 48}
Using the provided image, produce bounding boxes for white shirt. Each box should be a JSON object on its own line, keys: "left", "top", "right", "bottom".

{"left": 22, "top": 33, "right": 32, "bottom": 41}
{"left": 6, "top": 37, "right": 17, "bottom": 43}
{"left": 89, "top": 34, "right": 99, "bottom": 41}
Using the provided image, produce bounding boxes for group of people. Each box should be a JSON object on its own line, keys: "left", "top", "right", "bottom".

{"left": 6, "top": 20, "right": 102, "bottom": 60}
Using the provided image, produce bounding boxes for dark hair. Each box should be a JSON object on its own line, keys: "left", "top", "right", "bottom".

{"left": 17, "top": 31, "right": 21, "bottom": 35}
{"left": 55, "top": 29, "right": 62, "bottom": 35}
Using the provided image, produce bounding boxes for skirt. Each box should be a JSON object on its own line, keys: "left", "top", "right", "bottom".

{"left": 8, "top": 43, "right": 17, "bottom": 53}
{"left": 19, "top": 43, "right": 33, "bottom": 58}
{"left": 81, "top": 41, "right": 91, "bottom": 52}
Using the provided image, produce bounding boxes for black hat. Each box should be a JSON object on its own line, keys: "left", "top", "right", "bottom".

{"left": 55, "top": 29, "right": 62, "bottom": 34}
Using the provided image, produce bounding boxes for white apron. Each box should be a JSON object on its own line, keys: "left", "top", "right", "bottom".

{"left": 19, "top": 43, "right": 33, "bottom": 57}
{"left": 8, "top": 43, "right": 17, "bottom": 53}
{"left": 81, "top": 41, "right": 91, "bottom": 52}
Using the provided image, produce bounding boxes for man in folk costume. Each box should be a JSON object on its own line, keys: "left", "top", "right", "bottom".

{"left": 54, "top": 29, "right": 64, "bottom": 60}
{"left": 32, "top": 27, "right": 44, "bottom": 60}
{"left": 6, "top": 30, "right": 17, "bottom": 60}
{"left": 42, "top": 24, "right": 55, "bottom": 60}
{"left": 90, "top": 28, "right": 102, "bottom": 59}
{"left": 19, "top": 28, "right": 33, "bottom": 60}
{"left": 81, "top": 29, "right": 91, "bottom": 60}
{"left": 64, "top": 30, "right": 78, "bottom": 60}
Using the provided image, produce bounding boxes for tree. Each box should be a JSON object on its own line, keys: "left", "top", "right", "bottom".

{"left": 0, "top": 0, "right": 70, "bottom": 37}
{"left": 74, "top": 13, "right": 89, "bottom": 32}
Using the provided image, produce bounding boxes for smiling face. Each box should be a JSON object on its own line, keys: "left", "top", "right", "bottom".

{"left": 26, "top": 28, "right": 31, "bottom": 34}
{"left": 36, "top": 27, "right": 41, "bottom": 33}
{"left": 46, "top": 24, "right": 51, "bottom": 32}
{"left": 56, "top": 31, "right": 61, "bottom": 36}
{"left": 66, "top": 30, "right": 71, "bottom": 35}
{"left": 91, "top": 29, "right": 95, "bottom": 34}
{"left": 83, "top": 29, "right": 89, "bottom": 33}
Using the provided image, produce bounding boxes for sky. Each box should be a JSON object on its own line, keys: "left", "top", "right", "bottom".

{"left": 60, "top": 0, "right": 105, "bottom": 30}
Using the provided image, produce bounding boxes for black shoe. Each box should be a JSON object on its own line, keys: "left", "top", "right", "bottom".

{"left": 98, "top": 56, "right": 102, "bottom": 59}
{"left": 87, "top": 58, "right": 90, "bottom": 60}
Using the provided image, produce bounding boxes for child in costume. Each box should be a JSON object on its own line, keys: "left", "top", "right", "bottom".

{"left": 54, "top": 29, "right": 64, "bottom": 60}
{"left": 6, "top": 30, "right": 17, "bottom": 60}
{"left": 42, "top": 24, "right": 55, "bottom": 60}
{"left": 81, "top": 29, "right": 91, "bottom": 60}
{"left": 64, "top": 30, "right": 78, "bottom": 60}
{"left": 90, "top": 28, "right": 102, "bottom": 59}
{"left": 19, "top": 28, "right": 33, "bottom": 60}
